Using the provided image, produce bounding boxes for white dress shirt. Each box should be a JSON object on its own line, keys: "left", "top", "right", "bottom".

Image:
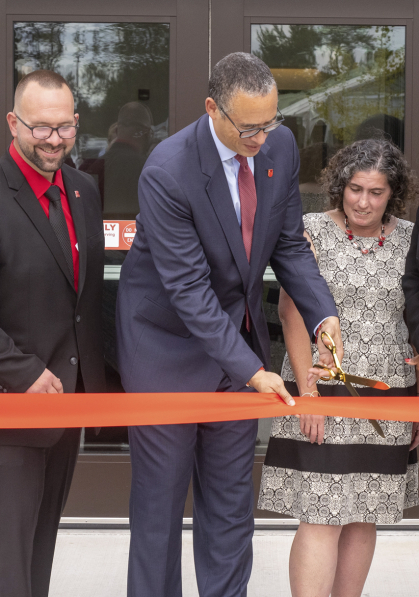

{"left": 209, "top": 116, "right": 254, "bottom": 226}
{"left": 209, "top": 115, "right": 326, "bottom": 337}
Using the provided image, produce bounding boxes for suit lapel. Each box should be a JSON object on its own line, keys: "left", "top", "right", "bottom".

{"left": 62, "top": 167, "right": 87, "bottom": 298}
{"left": 0, "top": 154, "right": 76, "bottom": 290}
{"left": 250, "top": 145, "right": 274, "bottom": 278}
{"left": 198, "top": 117, "right": 250, "bottom": 291}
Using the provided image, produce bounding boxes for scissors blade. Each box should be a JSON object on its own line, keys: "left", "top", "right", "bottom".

{"left": 344, "top": 374, "right": 390, "bottom": 391}
{"left": 367, "top": 418, "right": 386, "bottom": 438}
{"left": 343, "top": 380, "right": 386, "bottom": 438}
{"left": 343, "top": 379, "right": 359, "bottom": 397}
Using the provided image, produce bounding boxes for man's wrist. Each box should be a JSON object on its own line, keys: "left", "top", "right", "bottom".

{"left": 246, "top": 367, "right": 265, "bottom": 388}
{"left": 313, "top": 316, "right": 340, "bottom": 344}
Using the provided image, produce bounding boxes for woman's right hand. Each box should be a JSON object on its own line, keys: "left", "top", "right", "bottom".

{"left": 307, "top": 362, "right": 336, "bottom": 387}
{"left": 300, "top": 414, "right": 325, "bottom": 445}
{"left": 405, "top": 355, "right": 419, "bottom": 367}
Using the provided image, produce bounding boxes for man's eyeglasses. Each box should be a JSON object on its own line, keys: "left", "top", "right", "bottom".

{"left": 219, "top": 107, "right": 284, "bottom": 138}
{"left": 15, "top": 113, "right": 79, "bottom": 140}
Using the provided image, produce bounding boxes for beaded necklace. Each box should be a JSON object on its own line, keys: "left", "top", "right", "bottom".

{"left": 344, "top": 214, "right": 386, "bottom": 255}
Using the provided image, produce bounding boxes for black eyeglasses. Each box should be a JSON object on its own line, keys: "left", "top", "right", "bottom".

{"left": 219, "top": 107, "right": 284, "bottom": 138}
{"left": 15, "top": 113, "right": 79, "bottom": 140}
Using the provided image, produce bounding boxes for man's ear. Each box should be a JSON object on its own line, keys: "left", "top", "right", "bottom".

{"left": 6, "top": 112, "right": 18, "bottom": 138}
{"left": 205, "top": 97, "right": 218, "bottom": 120}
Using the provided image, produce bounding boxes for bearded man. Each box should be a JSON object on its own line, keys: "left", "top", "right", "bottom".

{"left": 0, "top": 70, "right": 106, "bottom": 597}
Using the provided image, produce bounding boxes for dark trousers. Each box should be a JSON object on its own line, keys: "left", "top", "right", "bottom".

{"left": 127, "top": 381, "right": 258, "bottom": 597}
{"left": 0, "top": 371, "right": 84, "bottom": 597}
{"left": 0, "top": 427, "right": 81, "bottom": 597}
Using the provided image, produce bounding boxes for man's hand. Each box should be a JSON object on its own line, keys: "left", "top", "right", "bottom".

{"left": 307, "top": 316, "right": 343, "bottom": 386}
{"left": 317, "top": 316, "right": 343, "bottom": 365}
{"left": 247, "top": 370, "right": 295, "bottom": 406}
{"left": 25, "top": 368, "right": 63, "bottom": 394}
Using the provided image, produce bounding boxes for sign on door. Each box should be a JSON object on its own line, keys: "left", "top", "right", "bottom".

{"left": 103, "top": 220, "right": 137, "bottom": 250}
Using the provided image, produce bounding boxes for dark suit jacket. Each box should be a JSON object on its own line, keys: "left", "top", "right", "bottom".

{"left": 0, "top": 150, "right": 106, "bottom": 447}
{"left": 403, "top": 206, "right": 419, "bottom": 350}
{"left": 116, "top": 115, "right": 338, "bottom": 393}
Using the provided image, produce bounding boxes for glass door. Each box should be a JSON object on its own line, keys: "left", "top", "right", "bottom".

{"left": 4, "top": 0, "right": 209, "bottom": 517}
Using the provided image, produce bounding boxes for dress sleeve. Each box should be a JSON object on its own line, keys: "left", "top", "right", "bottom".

{"left": 302, "top": 212, "right": 324, "bottom": 259}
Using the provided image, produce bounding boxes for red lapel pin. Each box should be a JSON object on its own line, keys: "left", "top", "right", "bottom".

{"left": 74, "top": 190, "right": 80, "bottom": 197}
{"left": 268, "top": 169, "right": 273, "bottom": 178}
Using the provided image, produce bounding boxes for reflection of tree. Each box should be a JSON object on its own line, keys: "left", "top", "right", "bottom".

{"left": 313, "top": 26, "right": 405, "bottom": 144}
{"left": 255, "top": 25, "right": 322, "bottom": 69}
{"left": 254, "top": 24, "right": 405, "bottom": 150}
{"left": 319, "top": 26, "right": 375, "bottom": 76}
{"left": 15, "top": 22, "right": 65, "bottom": 73}
{"left": 78, "top": 24, "right": 169, "bottom": 134}
{"left": 14, "top": 22, "right": 170, "bottom": 136}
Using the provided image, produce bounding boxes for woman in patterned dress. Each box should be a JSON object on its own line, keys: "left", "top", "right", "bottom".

{"left": 258, "top": 139, "right": 419, "bottom": 597}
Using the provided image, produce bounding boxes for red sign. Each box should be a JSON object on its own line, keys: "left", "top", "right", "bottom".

{"left": 103, "top": 220, "right": 137, "bottom": 250}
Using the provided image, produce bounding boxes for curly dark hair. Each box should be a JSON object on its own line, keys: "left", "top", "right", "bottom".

{"left": 319, "top": 138, "right": 419, "bottom": 222}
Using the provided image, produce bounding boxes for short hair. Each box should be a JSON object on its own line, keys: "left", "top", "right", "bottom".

{"left": 209, "top": 52, "right": 276, "bottom": 113}
{"left": 117, "top": 101, "right": 153, "bottom": 128}
{"left": 15, "top": 70, "right": 72, "bottom": 107}
{"left": 319, "top": 138, "right": 419, "bottom": 222}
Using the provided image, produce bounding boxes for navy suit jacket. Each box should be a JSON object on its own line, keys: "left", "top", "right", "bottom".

{"left": 116, "top": 115, "right": 338, "bottom": 393}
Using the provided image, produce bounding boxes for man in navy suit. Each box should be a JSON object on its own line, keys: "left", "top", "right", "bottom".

{"left": 116, "top": 52, "right": 342, "bottom": 597}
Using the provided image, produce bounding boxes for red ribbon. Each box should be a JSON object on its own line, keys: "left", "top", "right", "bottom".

{"left": 0, "top": 392, "right": 417, "bottom": 428}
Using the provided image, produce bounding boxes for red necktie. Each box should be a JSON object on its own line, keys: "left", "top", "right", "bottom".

{"left": 235, "top": 154, "right": 257, "bottom": 330}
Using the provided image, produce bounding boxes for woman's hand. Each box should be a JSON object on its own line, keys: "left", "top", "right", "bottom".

{"left": 307, "top": 362, "right": 336, "bottom": 387}
{"left": 410, "top": 422, "right": 419, "bottom": 451}
{"left": 405, "top": 355, "right": 419, "bottom": 367}
{"left": 300, "top": 414, "right": 325, "bottom": 445}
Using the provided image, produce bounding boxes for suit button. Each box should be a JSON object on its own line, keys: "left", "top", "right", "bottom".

{"left": 70, "top": 357, "right": 78, "bottom": 366}
{"left": 0, "top": 385, "right": 3, "bottom": 390}
{"left": 3, "top": 388, "right": 7, "bottom": 392}
{"left": 76, "top": 315, "right": 81, "bottom": 323}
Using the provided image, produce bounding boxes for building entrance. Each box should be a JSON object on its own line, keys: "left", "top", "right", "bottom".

{"left": 1, "top": 0, "right": 418, "bottom": 521}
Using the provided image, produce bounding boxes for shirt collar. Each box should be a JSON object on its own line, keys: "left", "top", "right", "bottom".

{"left": 9, "top": 140, "right": 65, "bottom": 198}
{"left": 208, "top": 115, "right": 237, "bottom": 163}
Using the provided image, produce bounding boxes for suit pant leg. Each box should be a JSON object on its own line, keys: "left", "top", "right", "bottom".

{"left": 0, "top": 446, "right": 45, "bottom": 597}
{"left": 128, "top": 424, "right": 197, "bottom": 597}
{"left": 31, "top": 428, "right": 81, "bottom": 597}
{"left": 192, "top": 388, "right": 258, "bottom": 597}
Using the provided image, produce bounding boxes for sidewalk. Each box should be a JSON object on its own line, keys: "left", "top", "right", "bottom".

{"left": 49, "top": 528, "right": 419, "bottom": 596}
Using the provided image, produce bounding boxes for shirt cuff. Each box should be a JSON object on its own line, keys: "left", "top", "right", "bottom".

{"left": 313, "top": 317, "right": 329, "bottom": 344}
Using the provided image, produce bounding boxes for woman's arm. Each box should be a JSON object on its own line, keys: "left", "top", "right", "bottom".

{"left": 404, "top": 345, "right": 419, "bottom": 449}
{"left": 278, "top": 231, "right": 325, "bottom": 444}
{"left": 279, "top": 288, "right": 317, "bottom": 396}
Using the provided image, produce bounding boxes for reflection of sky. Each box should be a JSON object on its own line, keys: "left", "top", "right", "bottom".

{"left": 251, "top": 25, "right": 405, "bottom": 69}
{"left": 15, "top": 22, "right": 169, "bottom": 108}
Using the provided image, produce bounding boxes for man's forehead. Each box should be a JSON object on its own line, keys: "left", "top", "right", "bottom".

{"left": 228, "top": 89, "right": 278, "bottom": 125}
{"left": 17, "top": 82, "right": 74, "bottom": 112}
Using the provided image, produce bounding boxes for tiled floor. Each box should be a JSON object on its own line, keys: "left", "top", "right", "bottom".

{"left": 49, "top": 528, "right": 419, "bottom": 596}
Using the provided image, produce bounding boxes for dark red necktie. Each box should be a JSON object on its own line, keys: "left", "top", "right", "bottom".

{"left": 235, "top": 154, "right": 257, "bottom": 330}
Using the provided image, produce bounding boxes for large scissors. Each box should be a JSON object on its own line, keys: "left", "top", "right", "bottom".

{"left": 314, "top": 332, "right": 388, "bottom": 438}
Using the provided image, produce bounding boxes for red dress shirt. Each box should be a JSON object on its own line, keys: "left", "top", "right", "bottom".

{"left": 10, "top": 141, "right": 79, "bottom": 291}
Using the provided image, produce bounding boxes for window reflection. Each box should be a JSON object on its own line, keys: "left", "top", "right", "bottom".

{"left": 14, "top": 21, "right": 170, "bottom": 220}
{"left": 253, "top": 25, "right": 406, "bottom": 450}
{"left": 252, "top": 24, "right": 405, "bottom": 205}
{"left": 14, "top": 21, "right": 170, "bottom": 451}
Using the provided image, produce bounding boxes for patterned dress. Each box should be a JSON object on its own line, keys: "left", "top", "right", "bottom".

{"left": 258, "top": 213, "right": 419, "bottom": 525}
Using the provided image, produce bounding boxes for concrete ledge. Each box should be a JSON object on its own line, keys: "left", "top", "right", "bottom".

{"left": 59, "top": 517, "right": 419, "bottom": 530}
